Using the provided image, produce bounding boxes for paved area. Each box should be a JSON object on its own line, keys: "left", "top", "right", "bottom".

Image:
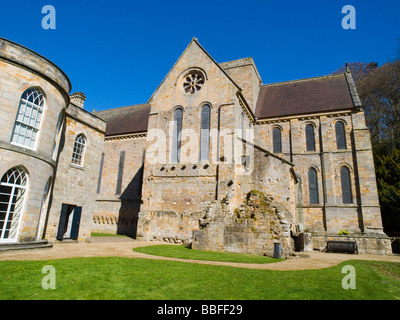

{"left": 0, "top": 237, "right": 399, "bottom": 270}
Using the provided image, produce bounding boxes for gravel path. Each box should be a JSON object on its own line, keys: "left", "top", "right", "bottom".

{"left": 0, "top": 237, "right": 399, "bottom": 270}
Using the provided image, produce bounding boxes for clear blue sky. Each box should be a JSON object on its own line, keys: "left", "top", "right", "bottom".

{"left": 1, "top": 0, "right": 399, "bottom": 112}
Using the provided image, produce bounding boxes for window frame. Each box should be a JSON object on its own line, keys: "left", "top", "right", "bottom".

{"left": 305, "top": 123, "right": 316, "bottom": 152}
{"left": 71, "top": 134, "right": 86, "bottom": 167}
{"left": 272, "top": 127, "right": 282, "bottom": 153}
{"left": 308, "top": 167, "right": 319, "bottom": 204}
{"left": 199, "top": 104, "right": 211, "bottom": 162}
{"left": 340, "top": 166, "right": 353, "bottom": 204}
{"left": 171, "top": 108, "right": 183, "bottom": 163}
{"left": 11, "top": 88, "right": 46, "bottom": 150}
{"left": 335, "top": 121, "right": 347, "bottom": 150}
{"left": 0, "top": 167, "right": 29, "bottom": 242}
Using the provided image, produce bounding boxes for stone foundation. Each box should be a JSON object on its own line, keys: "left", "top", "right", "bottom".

{"left": 137, "top": 210, "right": 202, "bottom": 244}
{"left": 305, "top": 232, "right": 392, "bottom": 255}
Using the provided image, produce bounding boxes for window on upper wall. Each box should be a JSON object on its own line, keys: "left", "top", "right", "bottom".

{"left": 11, "top": 88, "right": 45, "bottom": 150}
{"left": 305, "top": 124, "right": 316, "bottom": 152}
{"left": 340, "top": 166, "right": 353, "bottom": 204}
{"left": 71, "top": 134, "right": 86, "bottom": 167}
{"left": 171, "top": 108, "right": 183, "bottom": 163}
{"left": 272, "top": 127, "right": 282, "bottom": 153}
{"left": 308, "top": 167, "right": 319, "bottom": 204}
{"left": 335, "top": 121, "right": 347, "bottom": 150}
{"left": 200, "top": 105, "right": 210, "bottom": 162}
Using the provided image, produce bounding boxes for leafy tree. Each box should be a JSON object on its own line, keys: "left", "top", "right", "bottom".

{"left": 374, "top": 148, "right": 400, "bottom": 235}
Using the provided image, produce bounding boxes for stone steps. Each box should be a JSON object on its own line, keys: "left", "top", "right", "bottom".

{"left": 0, "top": 240, "right": 53, "bottom": 253}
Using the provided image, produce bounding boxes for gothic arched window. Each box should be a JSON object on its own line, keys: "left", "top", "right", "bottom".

{"left": 305, "top": 124, "right": 316, "bottom": 152}
{"left": 200, "top": 105, "right": 211, "bottom": 162}
{"left": 308, "top": 167, "right": 319, "bottom": 204}
{"left": 272, "top": 127, "right": 282, "bottom": 153}
{"left": 340, "top": 166, "right": 353, "bottom": 204}
{"left": 11, "top": 88, "right": 45, "bottom": 149}
{"left": 335, "top": 121, "right": 347, "bottom": 150}
{"left": 171, "top": 108, "right": 183, "bottom": 163}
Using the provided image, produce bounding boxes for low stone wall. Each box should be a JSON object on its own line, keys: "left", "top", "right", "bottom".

{"left": 136, "top": 210, "right": 202, "bottom": 244}
{"left": 308, "top": 233, "right": 392, "bottom": 255}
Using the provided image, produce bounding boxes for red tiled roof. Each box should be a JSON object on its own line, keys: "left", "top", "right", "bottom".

{"left": 254, "top": 74, "right": 355, "bottom": 119}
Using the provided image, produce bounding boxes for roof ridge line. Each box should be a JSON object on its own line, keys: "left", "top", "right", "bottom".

{"left": 261, "top": 73, "right": 345, "bottom": 87}
{"left": 95, "top": 102, "right": 149, "bottom": 114}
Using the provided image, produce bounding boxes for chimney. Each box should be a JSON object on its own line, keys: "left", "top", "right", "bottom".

{"left": 70, "top": 92, "right": 86, "bottom": 109}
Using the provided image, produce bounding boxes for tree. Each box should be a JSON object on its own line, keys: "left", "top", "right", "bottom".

{"left": 374, "top": 148, "right": 400, "bottom": 236}
{"left": 357, "top": 60, "right": 400, "bottom": 148}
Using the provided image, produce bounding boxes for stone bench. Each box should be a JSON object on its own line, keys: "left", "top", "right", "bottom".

{"left": 326, "top": 240, "right": 358, "bottom": 254}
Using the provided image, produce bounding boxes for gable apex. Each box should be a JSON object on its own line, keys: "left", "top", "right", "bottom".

{"left": 147, "top": 38, "right": 241, "bottom": 104}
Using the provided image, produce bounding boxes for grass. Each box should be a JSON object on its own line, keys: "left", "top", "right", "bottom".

{"left": 91, "top": 232, "right": 128, "bottom": 237}
{"left": 0, "top": 257, "right": 399, "bottom": 300}
{"left": 133, "top": 244, "right": 283, "bottom": 264}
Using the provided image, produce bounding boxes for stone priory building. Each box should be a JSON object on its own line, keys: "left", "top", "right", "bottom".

{"left": 0, "top": 37, "right": 392, "bottom": 255}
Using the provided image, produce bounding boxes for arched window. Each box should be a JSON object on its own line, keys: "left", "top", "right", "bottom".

{"left": 0, "top": 167, "right": 28, "bottom": 241}
{"left": 11, "top": 88, "right": 45, "bottom": 149}
{"left": 305, "top": 124, "right": 316, "bottom": 152}
{"left": 340, "top": 166, "right": 353, "bottom": 204}
{"left": 200, "top": 105, "right": 211, "bottom": 162}
{"left": 171, "top": 108, "right": 183, "bottom": 163}
{"left": 71, "top": 134, "right": 86, "bottom": 167}
{"left": 308, "top": 168, "right": 319, "bottom": 204}
{"left": 272, "top": 127, "right": 282, "bottom": 153}
{"left": 335, "top": 121, "right": 347, "bottom": 150}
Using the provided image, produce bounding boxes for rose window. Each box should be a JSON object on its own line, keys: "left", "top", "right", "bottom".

{"left": 183, "top": 73, "right": 204, "bottom": 94}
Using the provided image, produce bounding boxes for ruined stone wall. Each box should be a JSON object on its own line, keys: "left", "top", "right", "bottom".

{"left": 192, "top": 190, "right": 295, "bottom": 258}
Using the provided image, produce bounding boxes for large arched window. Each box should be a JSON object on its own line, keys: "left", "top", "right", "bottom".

{"left": 340, "top": 166, "right": 353, "bottom": 204}
{"left": 200, "top": 105, "right": 211, "bottom": 162}
{"left": 272, "top": 127, "right": 282, "bottom": 153}
{"left": 11, "top": 88, "right": 45, "bottom": 149}
{"left": 305, "top": 124, "right": 316, "bottom": 152}
{"left": 308, "top": 167, "right": 319, "bottom": 204}
{"left": 0, "top": 167, "right": 28, "bottom": 241}
{"left": 171, "top": 108, "right": 183, "bottom": 163}
{"left": 335, "top": 121, "right": 347, "bottom": 150}
{"left": 71, "top": 134, "right": 86, "bottom": 167}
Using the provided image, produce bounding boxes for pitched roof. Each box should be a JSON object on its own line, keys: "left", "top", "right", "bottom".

{"left": 95, "top": 103, "right": 150, "bottom": 136}
{"left": 254, "top": 73, "right": 356, "bottom": 119}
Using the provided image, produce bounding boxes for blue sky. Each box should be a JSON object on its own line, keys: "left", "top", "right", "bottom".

{"left": 1, "top": 0, "right": 399, "bottom": 112}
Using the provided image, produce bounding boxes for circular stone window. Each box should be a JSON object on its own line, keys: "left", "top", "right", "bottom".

{"left": 183, "top": 72, "right": 205, "bottom": 94}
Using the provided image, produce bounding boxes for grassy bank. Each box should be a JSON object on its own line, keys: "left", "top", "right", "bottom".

{"left": 0, "top": 257, "right": 399, "bottom": 300}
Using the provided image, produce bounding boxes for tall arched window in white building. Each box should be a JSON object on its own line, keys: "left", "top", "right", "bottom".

{"left": 0, "top": 167, "right": 28, "bottom": 242}
{"left": 71, "top": 134, "right": 86, "bottom": 167}
{"left": 11, "top": 88, "right": 45, "bottom": 149}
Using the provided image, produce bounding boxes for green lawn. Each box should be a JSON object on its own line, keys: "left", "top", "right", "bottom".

{"left": 0, "top": 257, "right": 399, "bottom": 300}
{"left": 133, "top": 244, "right": 283, "bottom": 263}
